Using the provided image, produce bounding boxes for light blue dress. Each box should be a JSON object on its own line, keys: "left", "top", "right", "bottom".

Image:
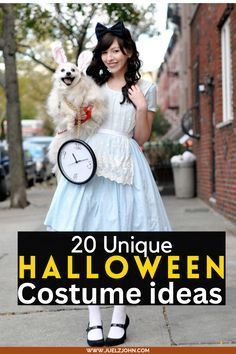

{"left": 44, "top": 80, "right": 171, "bottom": 232}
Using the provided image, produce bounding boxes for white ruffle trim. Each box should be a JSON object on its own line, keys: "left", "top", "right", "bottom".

{"left": 96, "top": 155, "right": 133, "bottom": 185}
{"left": 87, "top": 133, "right": 134, "bottom": 185}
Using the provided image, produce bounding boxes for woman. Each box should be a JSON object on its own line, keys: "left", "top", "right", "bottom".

{"left": 45, "top": 21, "right": 171, "bottom": 346}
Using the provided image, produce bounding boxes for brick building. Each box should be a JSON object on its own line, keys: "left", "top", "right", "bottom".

{"left": 190, "top": 4, "right": 236, "bottom": 222}
{"left": 157, "top": 31, "right": 181, "bottom": 139}
{"left": 157, "top": 4, "right": 236, "bottom": 222}
{"left": 157, "top": 4, "right": 196, "bottom": 141}
{"left": 157, "top": 31, "right": 182, "bottom": 139}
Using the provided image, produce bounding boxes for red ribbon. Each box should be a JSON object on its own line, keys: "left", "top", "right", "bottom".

{"left": 81, "top": 105, "right": 93, "bottom": 124}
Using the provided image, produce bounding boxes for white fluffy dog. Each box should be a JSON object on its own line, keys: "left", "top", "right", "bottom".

{"left": 47, "top": 42, "right": 107, "bottom": 171}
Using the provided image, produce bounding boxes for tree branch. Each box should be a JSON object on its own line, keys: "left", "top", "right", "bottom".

{"left": 54, "top": 3, "right": 62, "bottom": 15}
{"left": 17, "top": 48, "right": 55, "bottom": 73}
{"left": 75, "top": 4, "right": 97, "bottom": 59}
{"left": 53, "top": 4, "right": 74, "bottom": 37}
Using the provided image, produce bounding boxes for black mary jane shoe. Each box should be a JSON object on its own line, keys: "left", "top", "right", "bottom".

{"left": 86, "top": 323, "right": 105, "bottom": 347}
{"left": 105, "top": 315, "right": 130, "bottom": 346}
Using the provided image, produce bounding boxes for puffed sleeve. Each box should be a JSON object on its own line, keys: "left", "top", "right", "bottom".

{"left": 145, "top": 84, "right": 157, "bottom": 112}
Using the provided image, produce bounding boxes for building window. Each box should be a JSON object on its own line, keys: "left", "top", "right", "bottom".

{"left": 221, "top": 17, "right": 233, "bottom": 122}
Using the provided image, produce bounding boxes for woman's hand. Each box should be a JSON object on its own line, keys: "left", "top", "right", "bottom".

{"left": 128, "top": 85, "right": 147, "bottom": 110}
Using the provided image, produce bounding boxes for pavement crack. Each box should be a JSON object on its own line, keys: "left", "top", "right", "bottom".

{"left": 185, "top": 208, "right": 210, "bottom": 213}
{"left": 162, "top": 306, "right": 177, "bottom": 346}
{"left": 0, "top": 253, "right": 8, "bottom": 261}
{"left": 0, "top": 306, "right": 112, "bottom": 317}
{"left": 0, "top": 308, "right": 82, "bottom": 316}
{"left": 177, "top": 340, "right": 236, "bottom": 346}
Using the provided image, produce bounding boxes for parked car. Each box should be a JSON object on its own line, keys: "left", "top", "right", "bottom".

{"left": 23, "top": 142, "right": 52, "bottom": 182}
{"left": 0, "top": 144, "right": 10, "bottom": 201}
{"left": 0, "top": 165, "right": 9, "bottom": 201}
{"left": 24, "top": 136, "right": 53, "bottom": 151}
{"left": 23, "top": 148, "right": 37, "bottom": 187}
{"left": 0, "top": 143, "right": 37, "bottom": 201}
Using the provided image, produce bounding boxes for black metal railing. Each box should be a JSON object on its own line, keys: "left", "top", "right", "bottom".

{"left": 181, "top": 105, "right": 200, "bottom": 139}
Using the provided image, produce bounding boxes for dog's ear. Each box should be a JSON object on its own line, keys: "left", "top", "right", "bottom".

{"left": 77, "top": 50, "right": 93, "bottom": 75}
{"left": 51, "top": 42, "right": 67, "bottom": 65}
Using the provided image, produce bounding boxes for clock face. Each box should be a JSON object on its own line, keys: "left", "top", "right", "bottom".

{"left": 57, "top": 139, "right": 97, "bottom": 184}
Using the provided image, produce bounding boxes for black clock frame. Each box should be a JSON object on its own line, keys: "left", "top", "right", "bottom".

{"left": 57, "top": 139, "right": 97, "bottom": 185}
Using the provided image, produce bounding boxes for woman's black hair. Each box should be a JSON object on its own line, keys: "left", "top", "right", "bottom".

{"left": 86, "top": 27, "right": 141, "bottom": 104}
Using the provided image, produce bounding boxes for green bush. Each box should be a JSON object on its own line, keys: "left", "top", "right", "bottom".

{"left": 151, "top": 108, "right": 171, "bottom": 139}
{"left": 143, "top": 139, "right": 186, "bottom": 166}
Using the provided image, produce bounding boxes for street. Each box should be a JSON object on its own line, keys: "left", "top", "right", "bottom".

{"left": 0, "top": 182, "right": 235, "bottom": 346}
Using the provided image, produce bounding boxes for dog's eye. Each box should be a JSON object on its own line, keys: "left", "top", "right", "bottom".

{"left": 71, "top": 68, "right": 75, "bottom": 72}
{"left": 61, "top": 69, "right": 65, "bottom": 72}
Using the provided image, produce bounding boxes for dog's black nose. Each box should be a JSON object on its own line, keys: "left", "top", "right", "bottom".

{"left": 66, "top": 72, "right": 71, "bottom": 76}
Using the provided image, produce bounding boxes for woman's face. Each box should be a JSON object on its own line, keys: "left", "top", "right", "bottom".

{"left": 101, "top": 39, "right": 130, "bottom": 76}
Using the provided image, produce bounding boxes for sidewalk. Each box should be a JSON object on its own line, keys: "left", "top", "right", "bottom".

{"left": 0, "top": 183, "right": 235, "bottom": 346}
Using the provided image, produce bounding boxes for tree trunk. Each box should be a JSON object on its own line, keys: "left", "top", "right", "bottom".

{"left": 2, "top": 4, "right": 28, "bottom": 208}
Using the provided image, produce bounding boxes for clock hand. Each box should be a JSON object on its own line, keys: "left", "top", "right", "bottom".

{"left": 78, "top": 158, "right": 89, "bottom": 162}
{"left": 67, "top": 158, "right": 88, "bottom": 166}
{"left": 72, "top": 153, "right": 78, "bottom": 163}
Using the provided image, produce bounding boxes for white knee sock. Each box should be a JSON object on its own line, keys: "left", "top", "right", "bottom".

{"left": 87, "top": 305, "right": 103, "bottom": 341}
{"left": 46, "top": 225, "right": 55, "bottom": 231}
{"left": 108, "top": 305, "right": 126, "bottom": 339}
